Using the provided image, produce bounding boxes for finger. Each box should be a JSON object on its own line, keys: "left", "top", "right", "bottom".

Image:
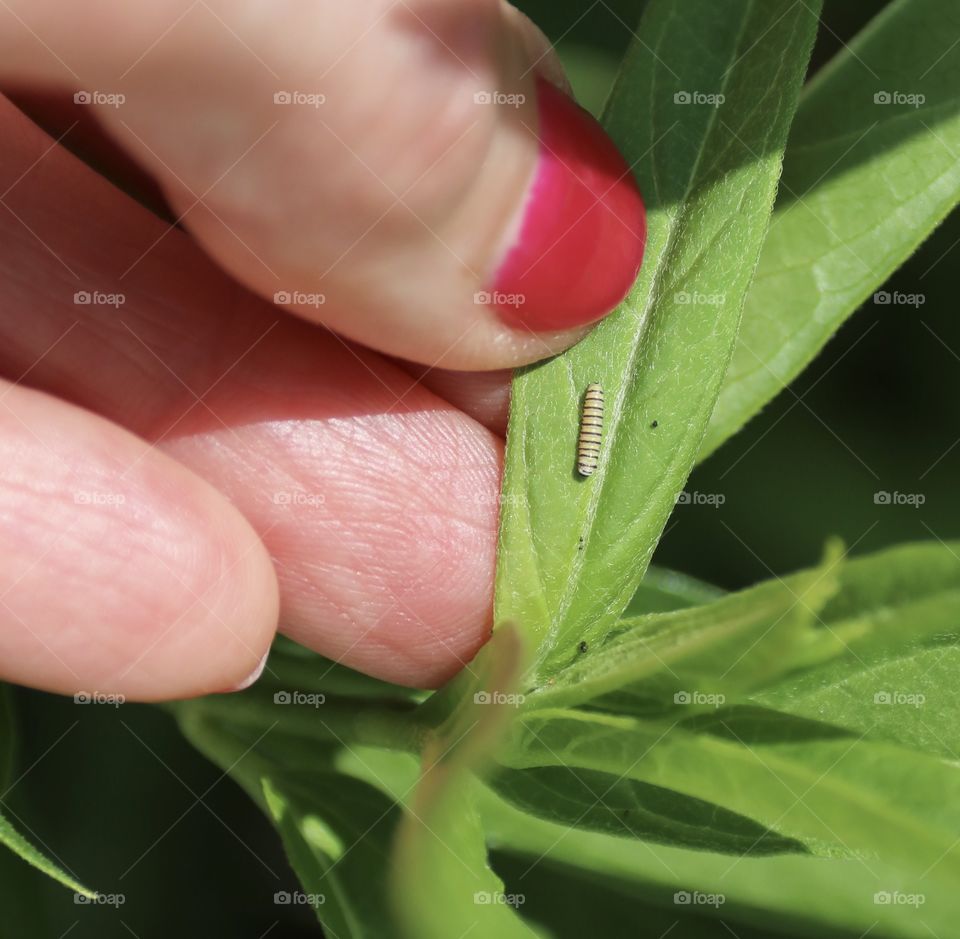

{"left": 0, "top": 96, "right": 497, "bottom": 687}
{"left": 395, "top": 362, "right": 512, "bottom": 437}
{"left": 0, "top": 382, "right": 279, "bottom": 701}
{"left": 0, "top": 0, "right": 646, "bottom": 370}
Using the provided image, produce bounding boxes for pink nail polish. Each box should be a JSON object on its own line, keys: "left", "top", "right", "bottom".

{"left": 490, "top": 76, "right": 646, "bottom": 332}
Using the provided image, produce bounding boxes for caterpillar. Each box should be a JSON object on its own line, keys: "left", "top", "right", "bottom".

{"left": 577, "top": 383, "right": 604, "bottom": 477}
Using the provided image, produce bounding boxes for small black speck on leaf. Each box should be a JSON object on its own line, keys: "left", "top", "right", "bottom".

{"left": 651, "top": 420, "right": 659, "bottom": 428}
{"left": 577, "top": 640, "right": 588, "bottom": 654}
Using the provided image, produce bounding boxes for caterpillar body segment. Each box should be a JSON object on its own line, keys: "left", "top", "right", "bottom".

{"left": 577, "top": 383, "right": 604, "bottom": 477}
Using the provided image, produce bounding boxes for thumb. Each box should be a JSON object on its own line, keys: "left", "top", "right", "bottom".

{"left": 0, "top": 0, "right": 646, "bottom": 369}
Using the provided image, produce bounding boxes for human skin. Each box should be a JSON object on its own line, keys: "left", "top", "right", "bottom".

{"left": 0, "top": 1, "right": 645, "bottom": 698}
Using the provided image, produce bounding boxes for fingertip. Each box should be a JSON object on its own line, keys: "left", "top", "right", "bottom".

{"left": 0, "top": 386, "right": 280, "bottom": 702}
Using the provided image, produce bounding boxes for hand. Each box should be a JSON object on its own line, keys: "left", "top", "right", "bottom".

{"left": 0, "top": 0, "right": 645, "bottom": 698}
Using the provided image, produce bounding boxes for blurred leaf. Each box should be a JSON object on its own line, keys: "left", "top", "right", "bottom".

{"left": 751, "top": 542, "right": 960, "bottom": 760}
{"left": 177, "top": 709, "right": 403, "bottom": 938}
{"left": 498, "top": 708, "right": 960, "bottom": 884}
{"left": 262, "top": 770, "right": 396, "bottom": 936}
{"left": 175, "top": 643, "right": 426, "bottom": 939}
{"left": 754, "top": 644, "right": 960, "bottom": 759}
{"left": 182, "top": 628, "right": 537, "bottom": 939}
{"left": 557, "top": 43, "right": 619, "bottom": 117}
{"left": 703, "top": 0, "right": 960, "bottom": 457}
{"left": 0, "top": 686, "right": 94, "bottom": 898}
{"left": 530, "top": 540, "right": 960, "bottom": 711}
{"left": 527, "top": 543, "right": 843, "bottom": 711}
{"left": 391, "top": 626, "right": 541, "bottom": 938}
{"left": 265, "top": 637, "right": 425, "bottom": 703}
{"left": 490, "top": 849, "right": 778, "bottom": 939}
{"left": 0, "top": 811, "right": 94, "bottom": 899}
{"left": 479, "top": 784, "right": 951, "bottom": 939}
{"left": 496, "top": 0, "right": 822, "bottom": 681}
{"left": 626, "top": 565, "right": 724, "bottom": 615}
{"left": 488, "top": 763, "right": 804, "bottom": 855}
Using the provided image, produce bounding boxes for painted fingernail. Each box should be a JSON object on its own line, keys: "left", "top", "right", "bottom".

{"left": 221, "top": 648, "right": 269, "bottom": 693}
{"left": 490, "top": 76, "right": 646, "bottom": 332}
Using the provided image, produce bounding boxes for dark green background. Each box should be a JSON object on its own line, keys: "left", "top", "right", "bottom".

{"left": 3, "top": 2, "right": 955, "bottom": 937}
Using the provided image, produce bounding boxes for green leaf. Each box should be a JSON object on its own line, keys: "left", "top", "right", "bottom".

{"left": 174, "top": 648, "right": 423, "bottom": 754}
{"left": 527, "top": 542, "right": 844, "bottom": 711}
{"left": 488, "top": 763, "right": 804, "bottom": 855}
{"left": 0, "top": 810, "right": 95, "bottom": 899}
{"left": 531, "top": 540, "right": 960, "bottom": 712}
{"left": 496, "top": 0, "right": 822, "bottom": 680}
{"left": 174, "top": 639, "right": 426, "bottom": 939}
{"left": 265, "top": 636, "right": 425, "bottom": 703}
{"left": 489, "top": 851, "right": 785, "bottom": 939}
{"left": 754, "top": 644, "right": 960, "bottom": 760}
{"left": 703, "top": 0, "right": 960, "bottom": 457}
{"left": 479, "top": 784, "right": 952, "bottom": 939}
{"left": 391, "top": 625, "right": 541, "bottom": 939}
{"left": 177, "top": 709, "right": 402, "bottom": 938}
{"left": 261, "top": 770, "right": 397, "bottom": 936}
{"left": 498, "top": 708, "right": 960, "bottom": 886}
{"left": 0, "top": 685, "right": 95, "bottom": 900}
{"left": 626, "top": 565, "right": 724, "bottom": 615}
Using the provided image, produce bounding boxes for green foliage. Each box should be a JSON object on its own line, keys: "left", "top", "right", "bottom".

{"left": 495, "top": 0, "right": 822, "bottom": 681}
{"left": 0, "top": 685, "right": 97, "bottom": 900}
{"left": 0, "top": 798, "right": 94, "bottom": 896}
{"left": 703, "top": 0, "right": 960, "bottom": 456}
{"left": 177, "top": 709, "right": 403, "bottom": 938}
{"left": 174, "top": 2, "right": 960, "bottom": 936}
{"left": 16, "top": 2, "right": 960, "bottom": 937}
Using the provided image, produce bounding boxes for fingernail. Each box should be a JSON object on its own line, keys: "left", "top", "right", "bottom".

{"left": 490, "top": 76, "right": 646, "bottom": 332}
{"left": 221, "top": 648, "right": 269, "bottom": 693}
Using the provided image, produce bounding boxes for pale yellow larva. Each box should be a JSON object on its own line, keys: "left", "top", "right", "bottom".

{"left": 577, "top": 383, "right": 604, "bottom": 477}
